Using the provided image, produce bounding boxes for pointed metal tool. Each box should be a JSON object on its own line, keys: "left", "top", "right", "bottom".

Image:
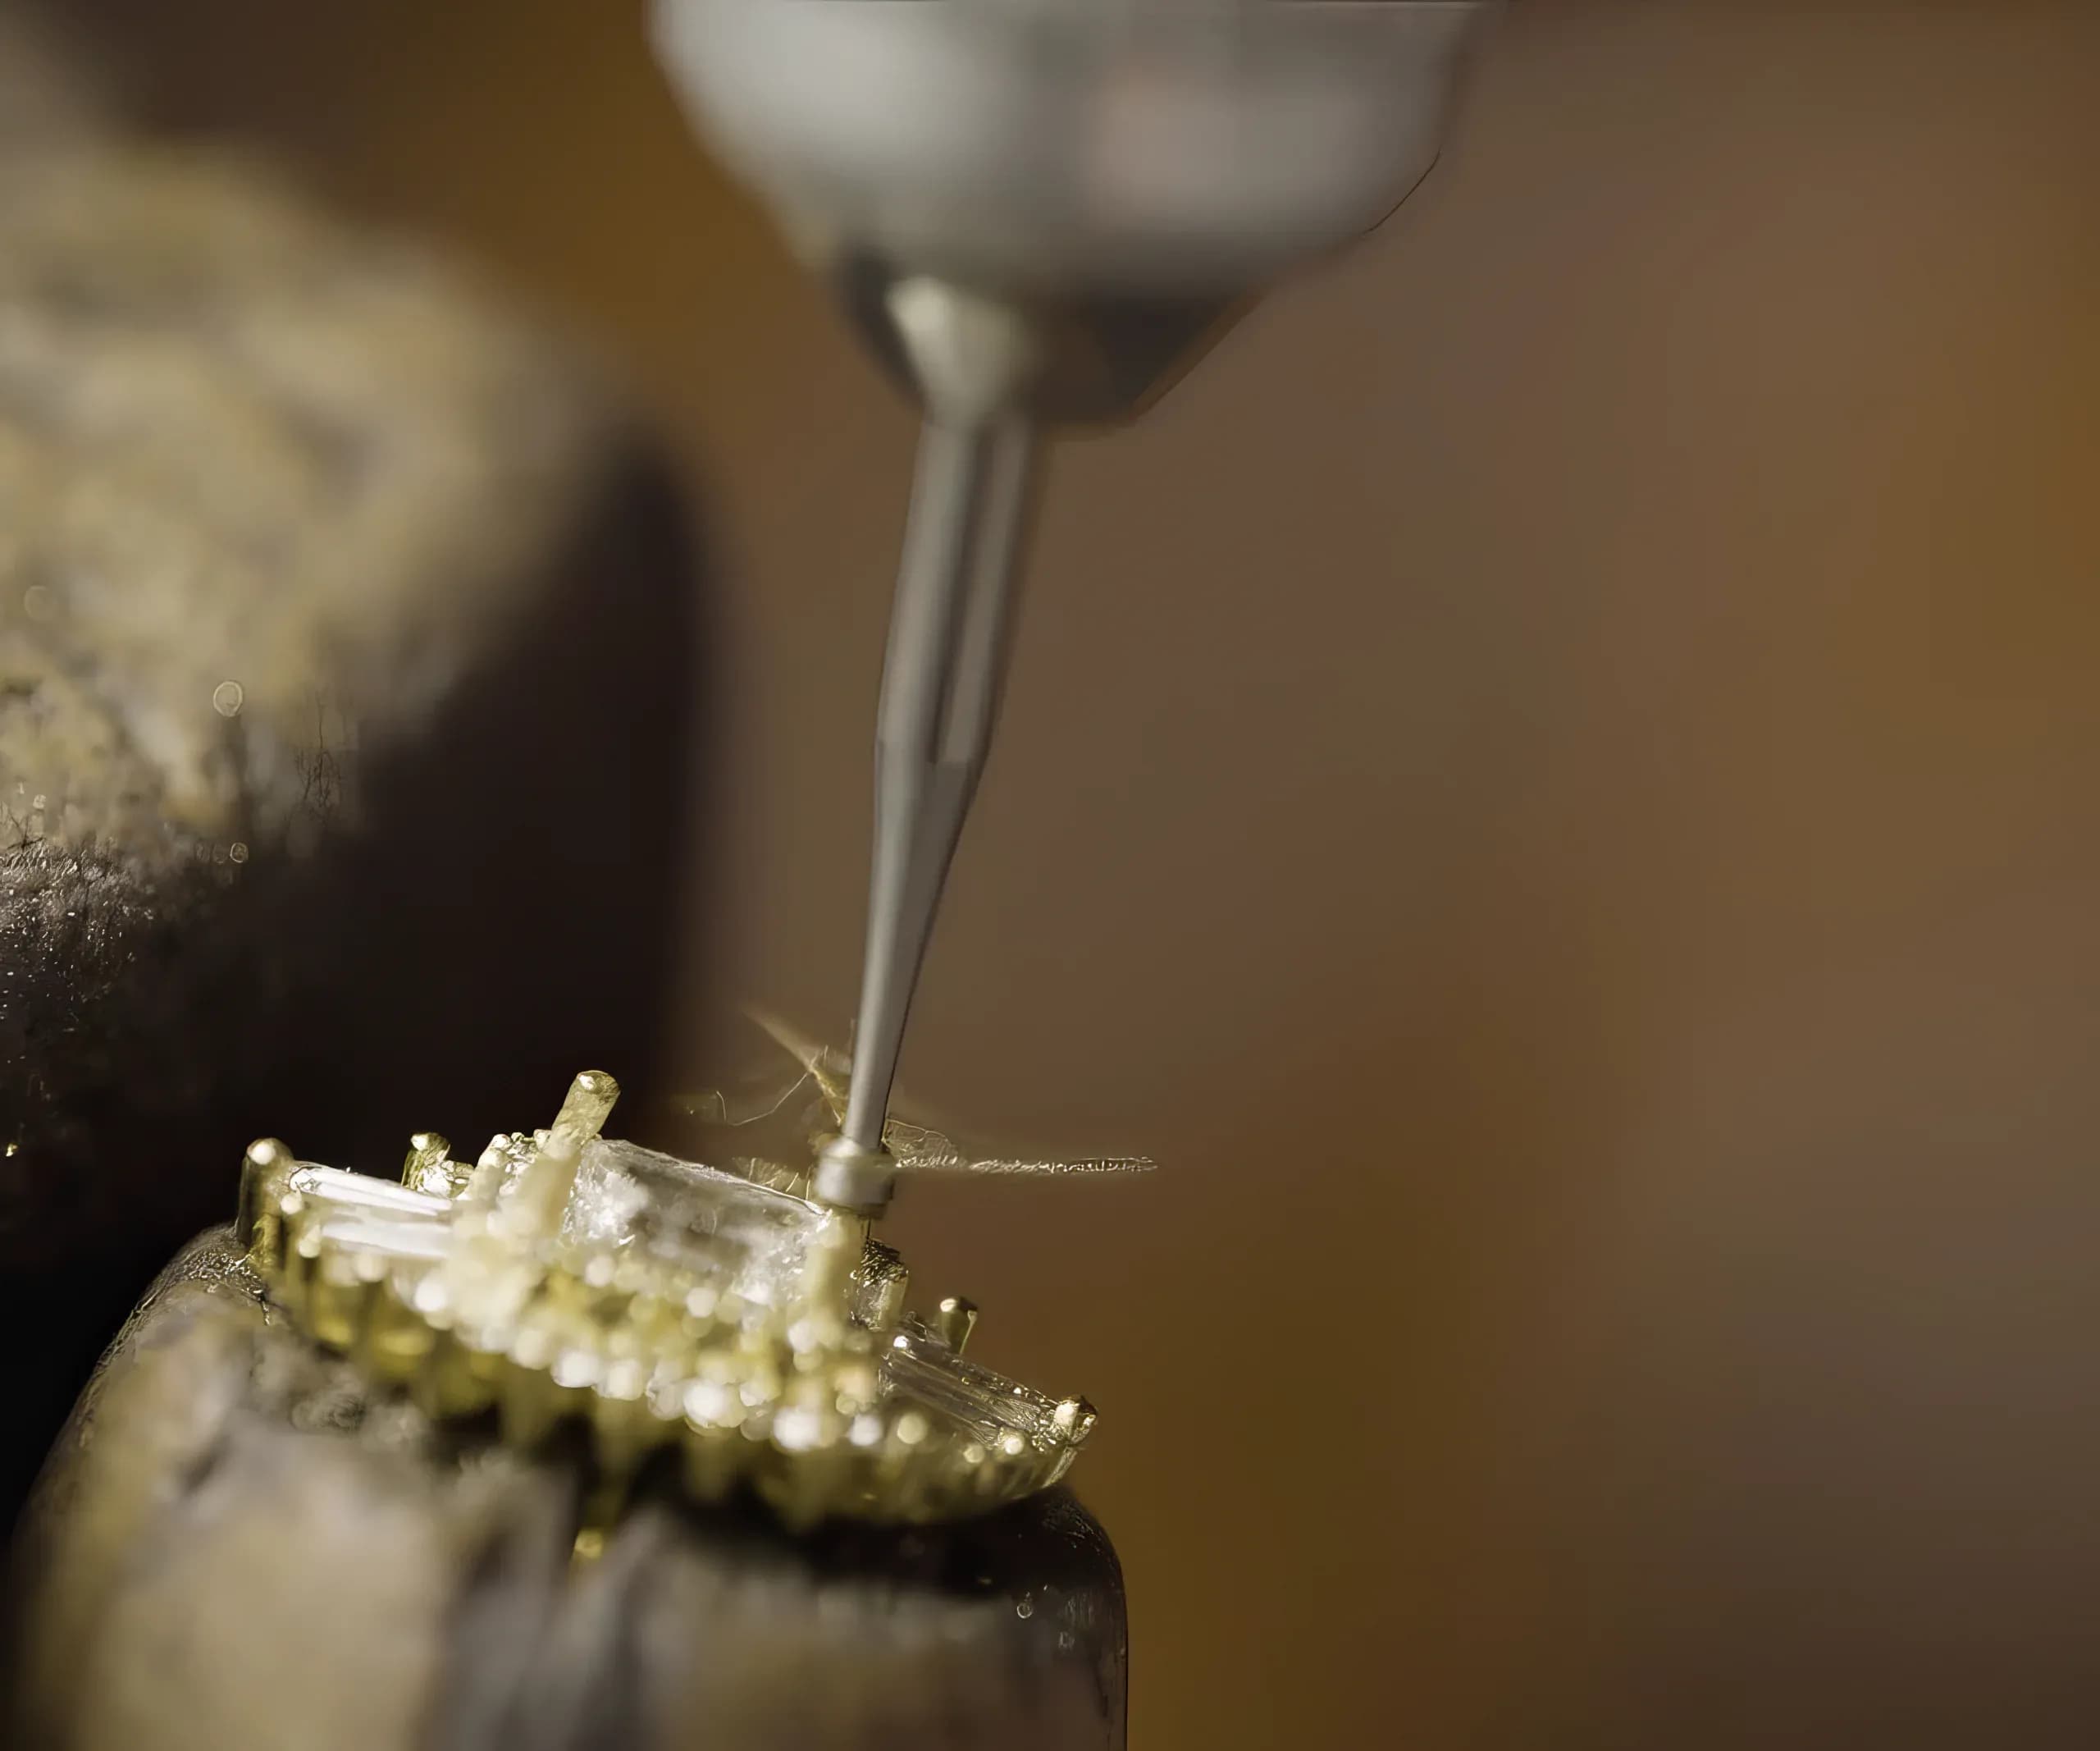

{"left": 653, "top": 1, "right": 1497, "bottom": 1211}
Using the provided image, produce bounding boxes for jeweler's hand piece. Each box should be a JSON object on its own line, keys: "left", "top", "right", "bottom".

{"left": 651, "top": 1, "right": 1496, "bottom": 1216}
{"left": 237, "top": 1070, "right": 1098, "bottom": 1530}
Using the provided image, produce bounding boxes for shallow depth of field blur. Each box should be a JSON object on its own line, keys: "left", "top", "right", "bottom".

{"left": 35, "top": 2, "right": 2100, "bottom": 1745}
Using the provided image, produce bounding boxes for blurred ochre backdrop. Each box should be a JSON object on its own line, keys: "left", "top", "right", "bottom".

{"left": 62, "top": 2, "right": 2100, "bottom": 1745}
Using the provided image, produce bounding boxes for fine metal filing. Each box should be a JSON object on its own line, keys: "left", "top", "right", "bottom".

{"left": 652, "top": 1, "right": 1495, "bottom": 1214}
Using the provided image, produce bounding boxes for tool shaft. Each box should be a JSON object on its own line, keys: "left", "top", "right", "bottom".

{"left": 842, "top": 413, "right": 1039, "bottom": 1159}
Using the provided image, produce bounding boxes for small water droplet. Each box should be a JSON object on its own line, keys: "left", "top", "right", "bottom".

{"left": 212, "top": 680, "right": 245, "bottom": 718}
{"left": 30, "top": 794, "right": 44, "bottom": 811}
{"left": 229, "top": 842, "right": 250, "bottom": 864}
{"left": 4, "top": 1142, "right": 16, "bottom": 1159}
{"left": 1015, "top": 1598, "right": 1034, "bottom": 1621}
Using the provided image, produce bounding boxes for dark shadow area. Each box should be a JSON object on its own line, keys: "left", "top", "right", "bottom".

{"left": 0, "top": 434, "right": 710, "bottom": 1526}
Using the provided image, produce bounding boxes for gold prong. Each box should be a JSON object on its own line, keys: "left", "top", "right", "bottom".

{"left": 461, "top": 1137, "right": 514, "bottom": 1205}
{"left": 358, "top": 1280, "right": 435, "bottom": 1385}
{"left": 499, "top": 1336, "right": 565, "bottom": 1449}
{"left": 934, "top": 1295, "right": 979, "bottom": 1354}
{"left": 509, "top": 1071, "right": 618, "bottom": 1238}
{"left": 849, "top": 1242, "right": 910, "bottom": 1328}
{"left": 682, "top": 1425, "right": 742, "bottom": 1501}
{"left": 551, "top": 1070, "right": 619, "bottom": 1146}
{"left": 511, "top": 1134, "right": 583, "bottom": 1238}
{"left": 236, "top": 1137, "right": 295, "bottom": 1258}
{"left": 308, "top": 1250, "right": 377, "bottom": 1351}
{"left": 401, "top": 1132, "right": 450, "bottom": 1191}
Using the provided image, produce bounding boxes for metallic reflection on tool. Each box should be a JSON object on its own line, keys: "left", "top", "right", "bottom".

{"left": 652, "top": 1, "right": 1498, "bottom": 1211}
{"left": 824, "top": 290, "right": 1045, "bottom": 1210}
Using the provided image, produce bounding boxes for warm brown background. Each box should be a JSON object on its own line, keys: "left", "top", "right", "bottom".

{"left": 52, "top": 2, "right": 2100, "bottom": 1745}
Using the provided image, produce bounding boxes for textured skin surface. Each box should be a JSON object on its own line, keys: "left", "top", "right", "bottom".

{"left": 0, "top": 26, "right": 704, "bottom": 1523}
{"left": 0, "top": 130, "right": 637, "bottom": 1260}
{"left": 6, "top": 1232, "right": 1129, "bottom": 1751}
